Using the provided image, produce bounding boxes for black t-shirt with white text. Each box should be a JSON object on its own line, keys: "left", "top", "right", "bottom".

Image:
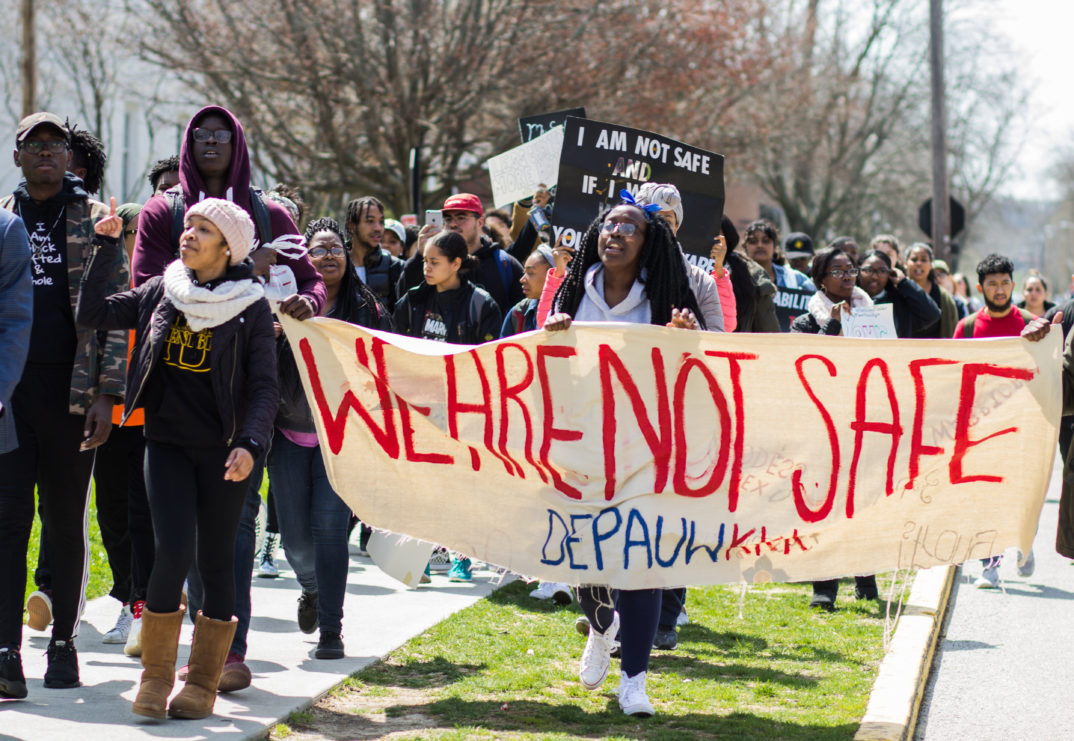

{"left": 18, "top": 197, "right": 76, "bottom": 364}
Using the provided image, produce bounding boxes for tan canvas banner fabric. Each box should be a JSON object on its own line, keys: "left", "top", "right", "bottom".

{"left": 278, "top": 316, "right": 1062, "bottom": 589}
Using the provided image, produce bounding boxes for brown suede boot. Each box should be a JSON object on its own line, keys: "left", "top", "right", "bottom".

{"left": 132, "top": 608, "right": 184, "bottom": 719}
{"left": 167, "top": 612, "right": 237, "bottom": 720}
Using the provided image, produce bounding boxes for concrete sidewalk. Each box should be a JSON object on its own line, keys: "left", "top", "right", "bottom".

{"left": 915, "top": 460, "right": 1071, "bottom": 740}
{"left": 0, "top": 547, "right": 507, "bottom": 740}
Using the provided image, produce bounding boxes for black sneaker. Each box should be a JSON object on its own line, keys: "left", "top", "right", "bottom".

{"left": 43, "top": 639, "right": 80, "bottom": 689}
{"left": 315, "top": 631, "right": 344, "bottom": 660}
{"left": 297, "top": 591, "right": 318, "bottom": 634}
{"left": 0, "top": 647, "right": 27, "bottom": 699}
{"left": 653, "top": 628, "right": 678, "bottom": 651}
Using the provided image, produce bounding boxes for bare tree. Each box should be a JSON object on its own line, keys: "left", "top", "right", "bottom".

{"left": 730, "top": 0, "right": 1029, "bottom": 249}
{"left": 130, "top": 0, "right": 774, "bottom": 216}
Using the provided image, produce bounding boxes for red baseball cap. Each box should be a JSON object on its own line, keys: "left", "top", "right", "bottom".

{"left": 442, "top": 193, "right": 483, "bottom": 216}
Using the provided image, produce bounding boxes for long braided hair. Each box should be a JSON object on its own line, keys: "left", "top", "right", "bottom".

{"left": 552, "top": 204, "right": 703, "bottom": 327}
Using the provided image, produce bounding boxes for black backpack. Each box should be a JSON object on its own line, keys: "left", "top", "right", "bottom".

{"left": 164, "top": 186, "right": 274, "bottom": 255}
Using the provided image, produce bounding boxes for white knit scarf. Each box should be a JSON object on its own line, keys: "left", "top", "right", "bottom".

{"left": 807, "top": 286, "right": 873, "bottom": 328}
{"left": 163, "top": 259, "right": 265, "bottom": 331}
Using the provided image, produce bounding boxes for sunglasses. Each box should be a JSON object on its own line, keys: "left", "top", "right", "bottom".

{"left": 20, "top": 140, "right": 68, "bottom": 154}
{"left": 601, "top": 221, "right": 639, "bottom": 236}
{"left": 309, "top": 246, "right": 346, "bottom": 258}
{"left": 192, "top": 128, "right": 233, "bottom": 144}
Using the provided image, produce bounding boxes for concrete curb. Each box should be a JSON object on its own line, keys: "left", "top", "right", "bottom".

{"left": 854, "top": 563, "right": 958, "bottom": 741}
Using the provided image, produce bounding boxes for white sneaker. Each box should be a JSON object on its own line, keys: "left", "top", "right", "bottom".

{"left": 975, "top": 565, "right": 999, "bottom": 589}
{"left": 1017, "top": 549, "right": 1036, "bottom": 578}
{"left": 124, "top": 600, "right": 145, "bottom": 656}
{"left": 579, "top": 612, "right": 619, "bottom": 690}
{"left": 258, "top": 532, "right": 280, "bottom": 578}
{"left": 25, "top": 590, "right": 53, "bottom": 631}
{"left": 529, "top": 582, "right": 572, "bottom": 604}
{"left": 617, "top": 670, "right": 655, "bottom": 717}
{"left": 102, "top": 603, "right": 133, "bottom": 644}
{"left": 675, "top": 609, "right": 689, "bottom": 627}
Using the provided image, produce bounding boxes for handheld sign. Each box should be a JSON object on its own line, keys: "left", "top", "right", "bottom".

{"left": 842, "top": 304, "right": 897, "bottom": 339}
{"left": 551, "top": 117, "right": 724, "bottom": 271}
{"left": 488, "top": 126, "right": 564, "bottom": 209}
{"left": 519, "top": 107, "right": 586, "bottom": 143}
{"left": 774, "top": 286, "right": 814, "bottom": 332}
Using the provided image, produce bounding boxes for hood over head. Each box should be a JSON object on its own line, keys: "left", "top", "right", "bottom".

{"left": 179, "top": 105, "right": 252, "bottom": 211}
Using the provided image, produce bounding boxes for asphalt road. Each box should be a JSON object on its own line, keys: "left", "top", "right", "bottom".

{"left": 916, "top": 460, "right": 1073, "bottom": 739}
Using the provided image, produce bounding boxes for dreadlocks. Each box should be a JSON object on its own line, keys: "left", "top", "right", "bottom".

{"left": 304, "top": 217, "right": 385, "bottom": 323}
{"left": 344, "top": 196, "right": 384, "bottom": 243}
{"left": 552, "top": 205, "right": 703, "bottom": 327}
{"left": 66, "top": 124, "right": 107, "bottom": 196}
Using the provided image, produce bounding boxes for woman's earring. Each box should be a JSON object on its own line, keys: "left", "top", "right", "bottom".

{"left": 225, "top": 249, "right": 231, "bottom": 255}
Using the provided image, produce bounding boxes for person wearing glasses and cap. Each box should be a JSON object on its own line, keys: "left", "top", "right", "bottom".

{"left": 0, "top": 112, "right": 130, "bottom": 695}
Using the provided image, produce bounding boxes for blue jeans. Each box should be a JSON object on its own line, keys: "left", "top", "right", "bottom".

{"left": 268, "top": 434, "right": 350, "bottom": 633}
{"left": 186, "top": 457, "right": 262, "bottom": 658}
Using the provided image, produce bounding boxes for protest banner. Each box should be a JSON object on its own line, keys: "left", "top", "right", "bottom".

{"left": 279, "top": 314, "right": 1061, "bottom": 589}
{"left": 550, "top": 117, "right": 724, "bottom": 271}
{"left": 488, "top": 126, "right": 564, "bottom": 209}
{"left": 842, "top": 304, "right": 898, "bottom": 339}
{"left": 519, "top": 107, "right": 586, "bottom": 143}
{"left": 774, "top": 286, "right": 814, "bottom": 332}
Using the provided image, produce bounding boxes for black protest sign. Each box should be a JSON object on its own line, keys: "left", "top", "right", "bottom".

{"left": 518, "top": 108, "right": 587, "bottom": 143}
{"left": 773, "top": 286, "right": 814, "bottom": 332}
{"left": 550, "top": 117, "right": 724, "bottom": 269}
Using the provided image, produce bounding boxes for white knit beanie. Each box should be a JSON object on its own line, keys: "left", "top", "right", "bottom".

{"left": 186, "top": 198, "right": 256, "bottom": 265}
{"left": 635, "top": 182, "right": 684, "bottom": 228}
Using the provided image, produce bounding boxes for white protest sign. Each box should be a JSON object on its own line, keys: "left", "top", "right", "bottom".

{"left": 842, "top": 304, "right": 898, "bottom": 338}
{"left": 366, "top": 531, "right": 435, "bottom": 588}
{"left": 487, "top": 126, "right": 564, "bottom": 208}
{"left": 280, "top": 315, "right": 1061, "bottom": 589}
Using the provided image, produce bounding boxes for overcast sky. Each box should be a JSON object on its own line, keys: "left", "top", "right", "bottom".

{"left": 979, "top": 0, "right": 1073, "bottom": 201}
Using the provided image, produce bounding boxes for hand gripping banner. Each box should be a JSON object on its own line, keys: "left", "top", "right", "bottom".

{"left": 279, "top": 315, "right": 1061, "bottom": 589}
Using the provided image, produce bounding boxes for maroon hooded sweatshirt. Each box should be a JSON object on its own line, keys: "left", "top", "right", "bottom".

{"left": 131, "top": 105, "right": 326, "bottom": 312}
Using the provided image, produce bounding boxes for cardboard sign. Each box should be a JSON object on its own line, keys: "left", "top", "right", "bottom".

{"left": 842, "top": 304, "right": 898, "bottom": 339}
{"left": 519, "top": 107, "right": 586, "bottom": 142}
{"left": 488, "top": 126, "right": 564, "bottom": 209}
{"left": 550, "top": 117, "right": 724, "bottom": 270}
{"left": 280, "top": 315, "right": 1061, "bottom": 589}
{"left": 774, "top": 286, "right": 814, "bottom": 332}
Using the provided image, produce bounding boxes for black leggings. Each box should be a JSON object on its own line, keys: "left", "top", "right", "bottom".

{"left": 577, "top": 586, "right": 661, "bottom": 678}
{"left": 144, "top": 441, "right": 247, "bottom": 621}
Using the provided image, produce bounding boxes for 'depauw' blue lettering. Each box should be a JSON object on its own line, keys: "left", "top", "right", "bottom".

{"left": 623, "top": 508, "right": 652, "bottom": 569}
{"left": 592, "top": 506, "right": 622, "bottom": 570}
{"left": 685, "top": 521, "right": 726, "bottom": 564}
{"left": 655, "top": 516, "right": 688, "bottom": 567}
{"left": 567, "top": 514, "right": 592, "bottom": 570}
{"left": 540, "top": 509, "right": 568, "bottom": 565}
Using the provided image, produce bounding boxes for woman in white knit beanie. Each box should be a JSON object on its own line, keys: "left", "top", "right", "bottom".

{"left": 76, "top": 197, "right": 278, "bottom": 722}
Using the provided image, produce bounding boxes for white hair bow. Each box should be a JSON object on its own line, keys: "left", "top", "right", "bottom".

{"left": 258, "top": 233, "right": 308, "bottom": 259}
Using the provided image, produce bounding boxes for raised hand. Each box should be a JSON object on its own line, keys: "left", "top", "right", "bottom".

{"left": 94, "top": 196, "right": 123, "bottom": 239}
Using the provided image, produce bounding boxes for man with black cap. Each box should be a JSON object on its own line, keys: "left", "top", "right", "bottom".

{"left": 784, "top": 232, "right": 814, "bottom": 275}
{"left": 0, "top": 112, "right": 130, "bottom": 695}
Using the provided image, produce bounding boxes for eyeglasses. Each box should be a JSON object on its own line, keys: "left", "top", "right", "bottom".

{"left": 309, "top": 246, "right": 346, "bottom": 258}
{"left": 20, "top": 139, "right": 67, "bottom": 154}
{"left": 442, "top": 212, "right": 474, "bottom": 225}
{"left": 858, "top": 267, "right": 888, "bottom": 276}
{"left": 601, "top": 221, "right": 638, "bottom": 236}
{"left": 827, "top": 268, "right": 860, "bottom": 279}
{"left": 192, "top": 127, "right": 233, "bottom": 144}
